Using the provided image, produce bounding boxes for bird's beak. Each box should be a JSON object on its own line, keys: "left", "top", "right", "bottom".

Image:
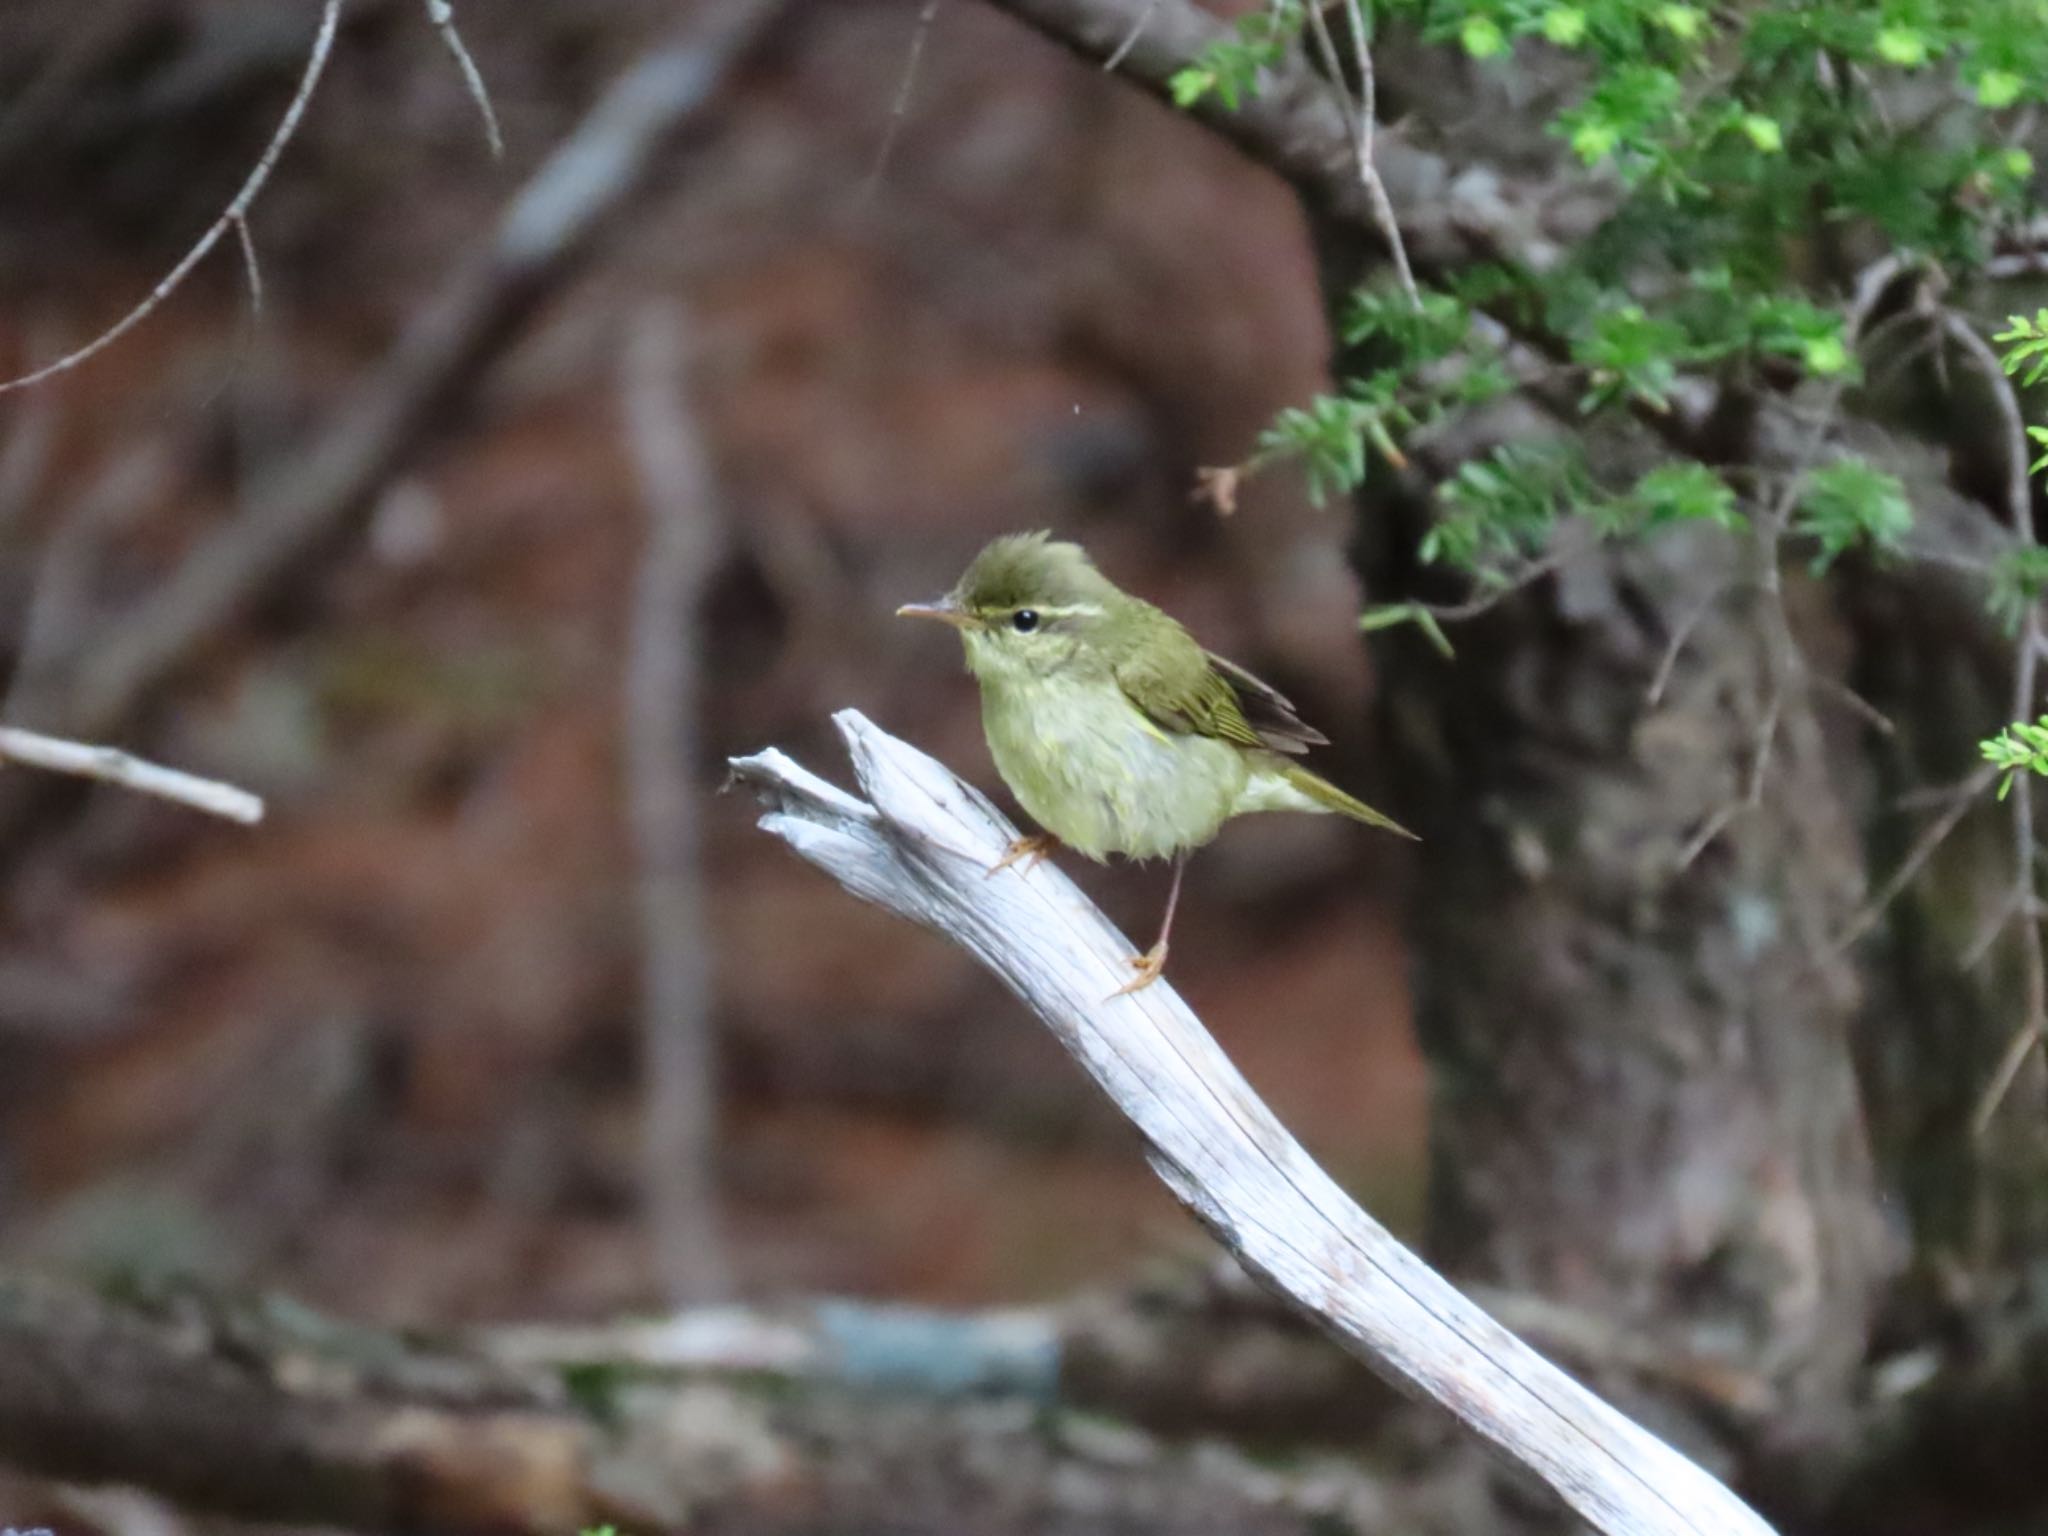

{"left": 895, "top": 596, "right": 972, "bottom": 629}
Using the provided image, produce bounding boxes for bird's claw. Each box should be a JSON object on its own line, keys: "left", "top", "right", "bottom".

{"left": 987, "top": 832, "right": 1058, "bottom": 877}
{"left": 1107, "top": 942, "right": 1169, "bottom": 999}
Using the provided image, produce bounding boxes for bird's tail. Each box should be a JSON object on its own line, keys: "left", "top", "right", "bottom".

{"left": 1277, "top": 762, "right": 1419, "bottom": 840}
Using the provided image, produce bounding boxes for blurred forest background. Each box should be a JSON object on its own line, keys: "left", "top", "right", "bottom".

{"left": 0, "top": 1, "right": 1431, "bottom": 1529}
{"left": 9, "top": 0, "right": 2048, "bottom": 1533}
{"left": 0, "top": 0, "right": 1420, "bottom": 1318}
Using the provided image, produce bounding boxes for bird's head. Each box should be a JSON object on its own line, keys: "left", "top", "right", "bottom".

{"left": 897, "top": 532, "right": 1123, "bottom": 684}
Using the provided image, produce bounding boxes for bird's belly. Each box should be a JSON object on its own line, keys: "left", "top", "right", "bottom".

{"left": 982, "top": 682, "right": 1245, "bottom": 861}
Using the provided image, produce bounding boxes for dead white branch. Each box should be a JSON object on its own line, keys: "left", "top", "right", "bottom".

{"left": 730, "top": 711, "right": 1780, "bottom": 1536}
{"left": 0, "top": 726, "right": 262, "bottom": 824}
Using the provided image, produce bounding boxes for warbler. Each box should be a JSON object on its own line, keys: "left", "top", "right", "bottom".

{"left": 898, "top": 532, "right": 1414, "bottom": 994}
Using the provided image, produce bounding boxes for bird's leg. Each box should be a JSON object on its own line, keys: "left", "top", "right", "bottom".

{"left": 987, "top": 830, "right": 1059, "bottom": 877}
{"left": 1111, "top": 851, "right": 1187, "bottom": 998}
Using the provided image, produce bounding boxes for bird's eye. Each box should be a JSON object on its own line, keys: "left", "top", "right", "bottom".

{"left": 1011, "top": 609, "right": 1040, "bottom": 633}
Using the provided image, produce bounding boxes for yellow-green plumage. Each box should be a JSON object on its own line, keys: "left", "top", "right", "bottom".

{"left": 906, "top": 532, "right": 1414, "bottom": 860}
{"left": 898, "top": 533, "right": 1413, "bottom": 992}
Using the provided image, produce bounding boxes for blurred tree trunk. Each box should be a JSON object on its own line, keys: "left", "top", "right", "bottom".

{"left": 1844, "top": 561, "right": 2048, "bottom": 1277}
{"left": 1346, "top": 386, "right": 1898, "bottom": 1451}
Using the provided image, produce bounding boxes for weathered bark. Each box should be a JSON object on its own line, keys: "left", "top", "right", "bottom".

{"left": 1356, "top": 501, "right": 1894, "bottom": 1446}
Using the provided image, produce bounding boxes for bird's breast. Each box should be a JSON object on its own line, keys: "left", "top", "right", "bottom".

{"left": 978, "top": 675, "right": 1244, "bottom": 861}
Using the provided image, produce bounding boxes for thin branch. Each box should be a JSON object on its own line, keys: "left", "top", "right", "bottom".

{"left": 1337, "top": 0, "right": 1416, "bottom": 305}
{"left": 731, "top": 711, "right": 1781, "bottom": 1536}
{"left": 1103, "top": 0, "right": 1162, "bottom": 70}
{"left": 1803, "top": 668, "right": 1896, "bottom": 737}
{"left": 232, "top": 213, "right": 264, "bottom": 323}
{"left": 1674, "top": 687, "right": 1779, "bottom": 873}
{"left": 1828, "top": 765, "right": 1996, "bottom": 955}
{"left": 0, "top": 726, "right": 261, "bottom": 824}
{"left": 423, "top": 0, "right": 505, "bottom": 158}
{"left": 863, "top": 0, "right": 947, "bottom": 202}
{"left": 1416, "top": 553, "right": 1565, "bottom": 622}
{"left": 0, "top": 0, "right": 343, "bottom": 395}
{"left": 1644, "top": 580, "right": 1732, "bottom": 708}
{"left": 1302, "top": 0, "right": 1417, "bottom": 307}
{"left": 619, "top": 299, "right": 730, "bottom": 1306}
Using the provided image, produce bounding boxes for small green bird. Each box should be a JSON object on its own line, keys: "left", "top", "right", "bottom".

{"left": 898, "top": 532, "right": 1415, "bottom": 994}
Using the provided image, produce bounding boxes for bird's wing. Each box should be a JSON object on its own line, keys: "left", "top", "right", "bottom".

{"left": 1114, "top": 624, "right": 1322, "bottom": 756}
{"left": 1203, "top": 649, "right": 1329, "bottom": 754}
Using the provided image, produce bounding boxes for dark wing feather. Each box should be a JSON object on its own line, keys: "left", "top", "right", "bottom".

{"left": 1203, "top": 650, "right": 1329, "bottom": 754}
{"left": 1112, "top": 619, "right": 1325, "bottom": 757}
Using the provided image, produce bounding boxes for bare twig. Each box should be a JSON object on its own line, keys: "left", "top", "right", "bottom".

{"left": 1416, "top": 553, "right": 1565, "bottom": 622}
{"left": 1103, "top": 0, "right": 1162, "bottom": 70}
{"left": 619, "top": 300, "right": 730, "bottom": 1306}
{"left": 1302, "top": 0, "right": 1418, "bottom": 306}
{"left": 1803, "top": 668, "right": 1897, "bottom": 737}
{"left": 1645, "top": 580, "right": 1732, "bottom": 708}
{"left": 0, "top": 726, "right": 261, "bottom": 824}
{"left": 0, "top": 0, "right": 343, "bottom": 395}
{"left": 1674, "top": 687, "right": 1779, "bottom": 873}
{"left": 863, "top": 0, "right": 947, "bottom": 202}
{"left": 731, "top": 711, "right": 1780, "bottom": 1536}
{"left": 423, "top": 0, "right": 505, "bottom": 158}
{"left": 1336, "top": 0, "right": 1416, "bottom": 305}
{"left": 232, "top": 214, "right": 265, "bottom": 322}
{"left": 1829, "top": 765, "right": 1996, "bottom": 955}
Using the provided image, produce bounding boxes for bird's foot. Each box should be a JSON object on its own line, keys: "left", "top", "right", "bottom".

{"left": 1108, "top": 942, "right": 1169, "bottom": 999}
{"left": 987, "top": 832, "right": 1058, "bottom": 877}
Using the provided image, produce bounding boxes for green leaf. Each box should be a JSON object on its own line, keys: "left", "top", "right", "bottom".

{"left": 1413, "top": 608, "right": 1457, "bottom": 659}
{"left": 1575, "top": 303, "right": 1687, "bottom": 411}
{"left": 1169, "top": 68, "right": 1215, "bottom": 108}
{"left": 1424, "top": 441, "right": 1586, "bottom": 575}
{"left": 1571, "top": 118, "right": 1621, "bottom": 164}
{"left": 1629, "top": 463, "right": 1743, "bottom": 529}
{"left": 1359, "top": 603, "right": 1458, "bottom": 660}
{"left": 1794, "top": 460, "right": 1913, "bottom": 573}
{"left": 1874, "top": 26, "right": 1928, "bottom": 67}
{"left": 1987, "top": 547, "right": 2048, "bottom": 634}
{"left": 1803, "top": 333, "right": 1849, "bottom": 375}
{"left": 1461, "top": 16, "right": 1507, "bottom": 58}
{"left": 1983, "top": 717, "right": 2048, "bottom": 800}
{"left": 1976, "top": 69, "right": 2025, "bottom": 109}
{"left": 1540, "top": 5, "right": 1587, "bottom": 47}
{"left": 1655, "top": 4, "right": 1705, "bottom": 43}
{"left": 1997, "top": 311, "right": 2048, "bottom": 385}
{"left": 1739, "top": 113, "right": 1785, "bottom": 154}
